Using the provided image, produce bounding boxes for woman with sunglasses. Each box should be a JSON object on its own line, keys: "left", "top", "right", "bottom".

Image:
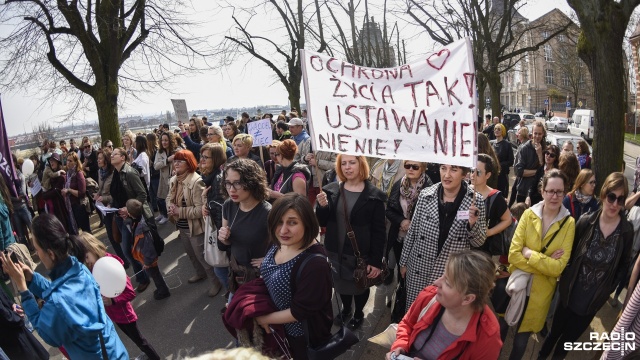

{"left": 386, "top": 160, "right": 433, "bottom": 282}
{"left": 168, "top": 150, "right": 223, "bottom": 297}
{"left": 562, "top": 169, "right": 599, "bottom": 220}
{"left": 200, "top": 143, "right": 230, "bottom": 291}
{"left": 470, "top": 154, "right": 512, "bottom": 256}
{"left": 526, "top": 144, "right": 560, "bottom": 207}
{"left": 501, "top": 169, "right": 575, "bottom": 360}
{"left": 538, "top": 172, "right": 632, "bottom": 359}
{"left": 218, "top": 159, "right": 271, "bottom": 301}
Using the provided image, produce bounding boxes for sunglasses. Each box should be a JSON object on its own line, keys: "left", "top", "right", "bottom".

{"left": 84, "top": 145, "right": 91, "bottom": 149}
{"left": 544, "top": 151, "right": 556, "bottom": 158}
{"left": 404, "top": 164, "right": 420, "bottom": 170}
{"left": 606, "top": 193, "right": 626, "bottom": 206}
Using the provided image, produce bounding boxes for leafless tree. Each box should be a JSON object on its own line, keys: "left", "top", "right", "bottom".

{"left": 217, "top": 0, "right": 328, "bottom": 112}
{"left": 551, "top": 36, "right": 593, "bottom": 110}
{"left": 406, "top": 0, "right": 571, "bottom": 118}
{"left": 567, "top": 0, "right": 640, "bottom": 191}
{"left": 0, "top": 0, "right": 215, "bottom": 146}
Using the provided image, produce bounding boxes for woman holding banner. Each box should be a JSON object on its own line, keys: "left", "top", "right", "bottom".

{"left": 398, "top": 164, "right": 486, "bottom": 310}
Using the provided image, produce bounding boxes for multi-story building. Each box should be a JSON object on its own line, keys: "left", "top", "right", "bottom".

{"left": 500, "top": 8, "right": 594, "bottom": 115}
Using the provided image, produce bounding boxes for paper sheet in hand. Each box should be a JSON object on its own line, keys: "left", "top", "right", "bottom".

{"left": 95, "top": 201, "right": 119, "bottom": 216}
{"left": 29, "top": 178, "right": 42, "bottom": 196}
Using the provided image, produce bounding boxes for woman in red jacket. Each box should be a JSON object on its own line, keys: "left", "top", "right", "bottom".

{"left": 79, "top": 232, "right": 161, "bottom": 360}
{"left": 387, "top": 250, "right": 502, "bottom": 360}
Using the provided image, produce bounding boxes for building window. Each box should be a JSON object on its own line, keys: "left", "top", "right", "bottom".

{"left": 542, "top": 31, "right": 549, "bottom": 39}
{"left": 558, "top": 34, "right": 565, "bottom": 42}
{"left": 544, "top": 44, "right": 553, "bottom": 62}
{"left": 545, "top": 69, "right": 554, "bottom": 84}
{"left": 562, "top": 73, "right": 570, "bottom": 87}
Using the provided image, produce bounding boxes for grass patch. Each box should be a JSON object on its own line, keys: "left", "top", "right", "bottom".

{"left": 625, "top": 133, "right": 640, "bottom": 146}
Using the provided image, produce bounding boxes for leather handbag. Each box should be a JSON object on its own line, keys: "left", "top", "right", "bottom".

{"left": 340, "top": 184, "right": 389, "bottom": 289}
{"left": 297, "top": 254, "right": 359, "bottom": 360}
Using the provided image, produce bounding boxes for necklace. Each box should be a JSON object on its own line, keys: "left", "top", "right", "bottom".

{"left": 228, "top": 204, "right": 242, "bottom": 229}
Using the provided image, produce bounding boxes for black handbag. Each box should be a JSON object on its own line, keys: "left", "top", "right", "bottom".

{"left": 340, "top": 184, "right": 389, "bottom": 289}
{"left": 390, "top": 277, "right": 407, "bottom": 323}
{"left": 297, "top": 253, "right": 359, "bottom": 360}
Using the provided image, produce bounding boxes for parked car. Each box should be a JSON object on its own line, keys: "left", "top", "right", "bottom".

{"left": 520, "top": 113, "right": 535, "bottom": 124}
{"left": 534, "top": 112, "right": 544, "bottom": 117}
{"left": 546, "top": 133, "right": 592, "bottom": 154}
{"left": 545, "top": 116, "right": 569, "bottom": 132}
{"left": 507, "top": 124, "right": 533, "bottom": 148}
{"left": 502, "top": 113, "right": 522, "bottom": 129}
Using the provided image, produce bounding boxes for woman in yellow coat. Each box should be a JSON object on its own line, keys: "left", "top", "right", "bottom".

{"left": 503, "top": 169, "right": 575, "bottom": 360}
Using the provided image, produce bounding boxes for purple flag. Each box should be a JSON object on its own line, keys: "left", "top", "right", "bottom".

{"left": 0, "top": 97, "right": 18, "bottom": 197}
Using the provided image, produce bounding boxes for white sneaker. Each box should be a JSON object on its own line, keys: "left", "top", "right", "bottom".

{"left": 154, "top": 215, "right": 163, "bottom": 221}
{"left": 135, "top": 354, "right": 149, "bottom": 360}
{"left": 158, "top": 216, "right": 169, "bottom": 225}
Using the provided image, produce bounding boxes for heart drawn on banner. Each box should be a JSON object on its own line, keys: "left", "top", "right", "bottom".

{"left": 427, "top": 49, "right": 451, "bottom": 70}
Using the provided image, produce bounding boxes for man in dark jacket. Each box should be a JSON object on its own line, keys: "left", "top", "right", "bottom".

{"left": 512, "top": 122, "right": 545, "bottom": 204}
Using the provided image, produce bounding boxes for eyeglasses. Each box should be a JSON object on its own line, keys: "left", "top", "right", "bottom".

{"left": 544, "top": 190, "right": 564, "bottom": 198}
{"left": 174, "top": 160, "right": 186, "bottom": 165}
{"left": 544, "top": 151, "right": 557, "bottom": 158}
{"left": 404, "top": 164, "right": 420, "bottom": 170}
{"left": 223, "top": 181, "right": 245, "bottom": 190}
{"left": 84, "top": 145, "right": 91, "bottom": 149}
{"left": 606, "top": 193, "right": 626, "bottom": 206}
{"left": 201, "top": 155, "right": 211, "bottom": 160}
{"left": 106, "top": 144, "right": 113, "bottom": 148}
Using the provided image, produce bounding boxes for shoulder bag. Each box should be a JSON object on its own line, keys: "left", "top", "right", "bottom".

{"left": 203, "top": 215, "right": 229, "bottom": 267}
{"left": 297, "top": 253, "right": 359, "bottom": 360}
{"left": 485, "top": 190, "right": 515, "bottom": 256}
{"left": 340, "top": 184, "right": 389, "bottom": 289}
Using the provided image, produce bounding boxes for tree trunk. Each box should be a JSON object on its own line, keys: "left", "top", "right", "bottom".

{"left": 288, "top": 76, "right": 302, "bottom": 114}
{"left": 577, "top": 26, "right": 626, "bottom": 193}
{"left": 487, "top": 69, "right": 503, "bottom": 120}
{"left": 94, "top": 81, "right": 122, "bottom": 147}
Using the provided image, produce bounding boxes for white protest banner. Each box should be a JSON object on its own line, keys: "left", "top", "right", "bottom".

{"left": 301, "top": 37, "right": 477, "bottom": 168}
{"left": 247, "top": 119, "right": 273, "bottom": 147}
{"left": 171, "top": 99, "right": 190, "bottom": 124}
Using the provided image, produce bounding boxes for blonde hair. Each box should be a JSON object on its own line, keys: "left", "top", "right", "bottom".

{"left": 494, "top": 123, "right": 506, "bottom": 138}
{"left": 78, "top": 232, "right": 107, "bottom": 260}
{"left": 445, "top": 250, "right": 496, "bottom": 312}
{"left": 233, "top": 133, "right": 254, "bottom": 148}
{"left": 335, "top": 154, "right": 370, "bottom": 182}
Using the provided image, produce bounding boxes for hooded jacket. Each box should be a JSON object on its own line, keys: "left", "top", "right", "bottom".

{"left": 20, "top": 256, "right": 128, "bottom": 359}
{"left": 508, "top": 202, "right": 575, "bottom": 333}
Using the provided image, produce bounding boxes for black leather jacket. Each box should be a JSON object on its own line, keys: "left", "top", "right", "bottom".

{"left": 559, "top": 209, "right": 633, "bottom": 314}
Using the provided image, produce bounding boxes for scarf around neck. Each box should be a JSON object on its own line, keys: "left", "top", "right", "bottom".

{"left": 171, "top": 171, "right": 191, "bottom": 208}
{"left": 574, "top": 189, "right": 593, "bottom": 204}
{"left": 400, "top": 173, "right": 426, "bottom": 219}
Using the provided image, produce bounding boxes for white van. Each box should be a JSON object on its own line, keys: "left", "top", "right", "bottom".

{"left": 569, "top": 109, "right": 595, "bottom": 141}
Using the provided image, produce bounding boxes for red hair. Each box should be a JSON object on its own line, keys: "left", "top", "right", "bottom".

{"left": 174, "top": 150, "right": 198, "bottom": 173}
{"left": 277, "top": 139, "right": 298, "bottom": 161}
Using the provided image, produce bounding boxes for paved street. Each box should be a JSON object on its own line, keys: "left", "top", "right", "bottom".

{"left": 15, "top": 140, "right": 640, "bottom": 359}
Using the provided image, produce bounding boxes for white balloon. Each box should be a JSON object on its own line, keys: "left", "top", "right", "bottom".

{"left": 92, "top": 257, "right": 127, "bottom": 298}
{"left": 22, "top": 159, "right": 34, "bottom": 176}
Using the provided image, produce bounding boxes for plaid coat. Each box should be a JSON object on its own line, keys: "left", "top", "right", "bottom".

{"left": 399, "top": 183, "right": 487, "bottom": 308}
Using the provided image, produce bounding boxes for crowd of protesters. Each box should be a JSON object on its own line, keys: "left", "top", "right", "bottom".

{"left": 0, "top": 109, "right": 639, "bottom": 360}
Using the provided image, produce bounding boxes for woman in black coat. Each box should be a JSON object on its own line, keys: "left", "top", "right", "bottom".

{"left": 0, "top": 287, "right": 49, "bottom": 359}
{"left": 316, "top": 154, "right": 387, "bottom": 330}
{"left": 386, "top": 160, "right": 433, "bottom": 282}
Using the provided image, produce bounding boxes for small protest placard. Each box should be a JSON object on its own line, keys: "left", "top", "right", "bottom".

{"left": 171, "top": 99, "right": 189, "bottom": 124}
{"left": 247, "top": 119, "right": 273, "bottom": 147}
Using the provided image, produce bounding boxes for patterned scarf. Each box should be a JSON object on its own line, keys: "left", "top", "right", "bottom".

{"left": 64, "top": 166, "right": 78, "bottom": 234}
{"left": 574, "top": 189, "right": 593, "bottom": 204}
{"left": 400, "top": 173, "right": 426, "bottom": 220}
{"left": 170, "top": 171, "right": 190, "bottom": 211}
{"left": 99, "top": 168, "right": 109, "bottom": 182}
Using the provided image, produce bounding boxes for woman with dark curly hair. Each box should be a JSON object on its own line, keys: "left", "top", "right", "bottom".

{"left": 526, "top": 144, "right": 560, "bottom": 207}
{"left": 218, "top": 158, "right": 272, "bottom": 300}
{"left": 224, "top": 122, "right": 239, "bottom": 142}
